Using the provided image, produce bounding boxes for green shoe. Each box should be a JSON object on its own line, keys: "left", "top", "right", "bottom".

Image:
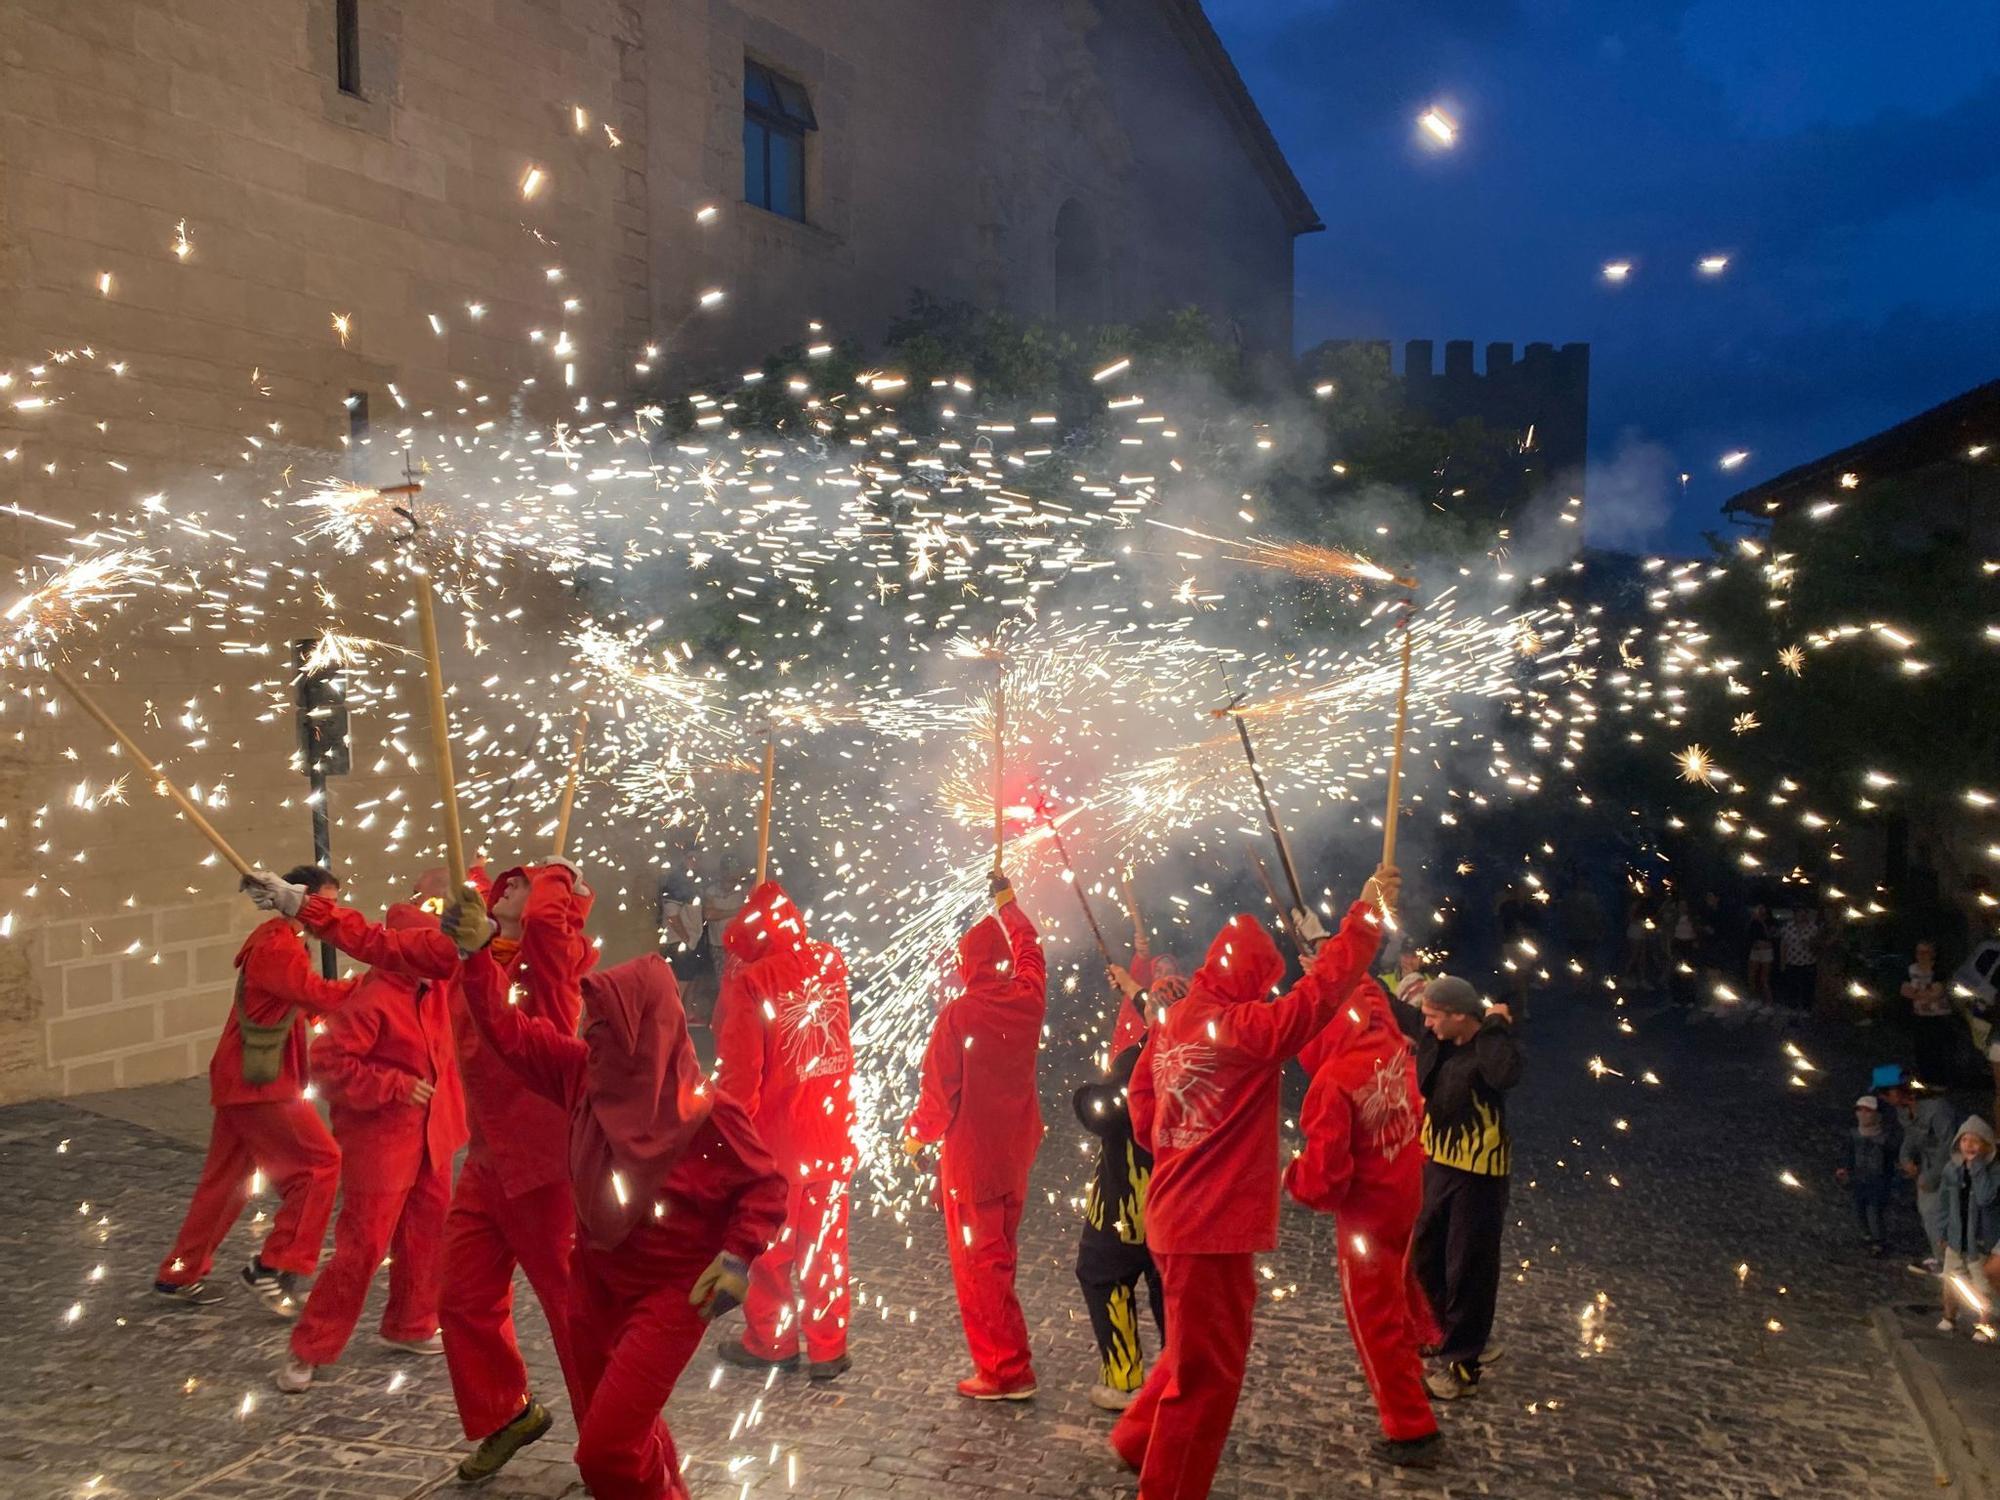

{"left": 457, "top": 1401, "right": 552, "bottom": 1484}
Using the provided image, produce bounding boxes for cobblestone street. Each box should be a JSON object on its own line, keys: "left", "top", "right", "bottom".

{"left": 0, "top": 983, "right": 1948, "bottom": 1499}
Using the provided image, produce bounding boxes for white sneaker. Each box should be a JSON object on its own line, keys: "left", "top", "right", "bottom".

{"left": 378, "top": 1331, "right": 444, "bottom": 1355}
{"left": 274, "top": 1359, "right": 315, "bottom": 1394}
{"left": 1089, "top": 1383, "right": 1135, "bottom": 1412}
{"left": 1937, "top": 1317, "right": 1957, "bottom": 1335}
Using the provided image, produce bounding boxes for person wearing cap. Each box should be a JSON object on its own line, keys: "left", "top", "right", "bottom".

{"left": 1879, "top": 1065, "right": 1958, "bottom": 1271}
{"left": 1410, "top": 975, "right": 1521, "bottom": 1401}
{"left": 1836, "top": 1095, "right": 1899, "bottom": 1256}
{"left": 1938, "top": 1116, "right": 2000, "bottom": 1336}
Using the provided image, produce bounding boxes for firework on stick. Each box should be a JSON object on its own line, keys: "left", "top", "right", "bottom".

{"left": 384, "top": 476, "right": 469, "bottom": 892}
{"left": 1034, "top": 795, "right": 1114, "bottom": 976}
{"left": 754, "top": 725, "right": 776, "bottom": 887}
{"left": 1211, "top": 680, "right": 1308, "bottom": 928}
{"left": 551, "top": 707, "right": 589, "bottom": 858}
{"left": 992, "top": 658, "right": 1006, "bottom": 874}
{"left": 1381, "top": 584, "right": 1420, "bottom": 870}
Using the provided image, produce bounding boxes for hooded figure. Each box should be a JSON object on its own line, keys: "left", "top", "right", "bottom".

{"left": 280, "top": 900, "right": 468, "bottom": 1389}
{"left": 904, "top": 879, "right": 1048, "bottom": 1400}
{"left": 455, "top": 936, "right": 787, "bottom": 1500}
{"left": 1286, "top": 978, "right": 1439, "bottom": 1462}
{"left": 714, "top": 881, "right": 856, "bottom": 1377}
{"left": 437, "top": 859, "right": 597, "bottom": 1482}
{"left": 1111, "top": 889, "right": 1390, "bottom": 1500}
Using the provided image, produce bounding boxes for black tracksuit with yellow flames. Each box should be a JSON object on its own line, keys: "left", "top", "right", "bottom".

{"left": 1073, "top": 1041, "right": 1165, "bottom": 1393}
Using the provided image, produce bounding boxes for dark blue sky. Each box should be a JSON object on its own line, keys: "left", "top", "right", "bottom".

{"left": 1205, "top": 0, "right": 2000, "bottom": 550}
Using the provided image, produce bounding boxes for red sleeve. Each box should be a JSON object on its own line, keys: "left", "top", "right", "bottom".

{"left": 1285, "top": 1073, "right": 1354, "bottom": 1212}
{"left": 998, "top": 898, "right": 1046, "bottom": 998}
{"left": 458, "top": 948, "right": 586, "bottom": 1108}
{"left": 300, "top": 895, "right": 457, "bottom": 980}
{"left": 243, "top": 926, "right": 360, "bottom": 1020}
{"left": 1225, "top": 903, "right": 1385, "bottom": 1064}
{"left": 1128, "top": 1030, "right": 1158, "bottom": 1154}
{"left": 712, "top": 967, "right": 766, "bottom": 1117}
{"left": 904, "top": 1004, "right": 963, "bottom": 1142}
{"left": 309, "top": 991, "right": 406, "bottom": 1111}
{"left": 724, "top": 1155, "right": 790, "bottom": 1264}
{"left": 519, "top": 866, "right": 591, "bottom": 1002}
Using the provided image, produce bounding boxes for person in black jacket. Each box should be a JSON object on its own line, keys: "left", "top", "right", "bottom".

{"left": 1075, "top": 966, "right": 1165, "bottom": 1412}
{"left": 1410, "top": 975, "right": 1523, "bottom": 1401}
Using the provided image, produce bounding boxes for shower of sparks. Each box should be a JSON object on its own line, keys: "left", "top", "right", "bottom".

{"left": 1677, "top": 745, "right": 1719, "bottom": 787}
{"left": 1142, "top": 517, "right": 1410, "bottom": 588}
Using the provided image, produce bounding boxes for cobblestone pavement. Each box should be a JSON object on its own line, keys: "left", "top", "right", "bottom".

{"left": 0, "top": 983, "right": 1948, "bottom": 1500}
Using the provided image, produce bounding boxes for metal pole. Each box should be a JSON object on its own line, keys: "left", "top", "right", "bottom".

{"left": 1037, "top": 802, "right": 1114, "bottom": 972}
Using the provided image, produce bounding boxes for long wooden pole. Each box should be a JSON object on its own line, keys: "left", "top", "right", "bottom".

{"left": 1038, "top": 803, "right": 1114, "bottom": 970}
{"left": 551, "top": 707, "right": 588, "bottom": 858}
{"left": 1381, "top": 590, "right": 1417, "bottom": 868}
{"left": 412, "top": 577, "right": 468, "bottom": 892}
{"left": 991, "top": 661, "right": 1006, "bottom": 873}
{"left": 754, "top": 727, "right": 776, "bottom": 887}
{"left": 47, "top": 661, "right": 253, "bottom": 877}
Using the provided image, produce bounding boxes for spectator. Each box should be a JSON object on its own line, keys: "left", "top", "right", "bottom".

{"left": 1745, "top": 903, "right": 1777, "bottom": 1007}
{"left": 1879, "top": 1067, "right": 1957, "bottom": 1271}
{"left": 1667, "top": 893, "right": 1700, "bottom": 1005}
{"left": 1696, "top": 892, "right": 1733, "bottom": 987}
{"left": 1936, "top": 1117, "right": 2000, "bottom": 1337}
{"left": 1621, "top": 894, "right": 1657, "bottom": 990}
{"left": 1565, "top": 879, "right": 1607, "bottom": 972}
{"left": 1903, "top": 942, "right": 1957, "bottom": 1086}
{"left": 1412, "top": 977, "right": 1522, "bottom": 1401}
{"left": 1836, "top": 1095, "right": 1898, "bottom": 1256}
{"left": 1778, "top": 905, "right": 1822, "bottom": 1011}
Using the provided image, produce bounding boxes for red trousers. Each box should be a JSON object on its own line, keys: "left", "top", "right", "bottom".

{"left": 1335, "top": 1217, "right": 1438, "bottom": 1442}
{"left": 290, "top": 1154, "right": 452, "bottom": 1365}
{"left": 943, "top": 1190, "right": 1034, "bottom": 1387}
{"left": 743, "top": 1177, "right": 849, "bottom": 1363}
{"left": 439, "top": 1156, "right": 583, "bottom": 1440}
{"left": 1110, "top": 1252, "right": 1256, "bottom": 1500}
{"left": 157, "top": 1100, "right": 340, "bottom": 1283}
{"left": 567, "top": 1245, "right": 710, "bottom": 1500}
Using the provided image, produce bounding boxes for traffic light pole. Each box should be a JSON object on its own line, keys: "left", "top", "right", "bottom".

{"left": 294, "top": 638, "right": 348, "bottom": 979}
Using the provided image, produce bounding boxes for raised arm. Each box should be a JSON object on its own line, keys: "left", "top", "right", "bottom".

{"left": 1227, "top": 900, "right": 1386, "bottom": 1063}
{"left": 904, "top": 1006, "right": 964, "bottom": 1144}
{"left": 518, "top": 864, "right": 593, "bottom": 991}
{"left": 1470, "top": 1014, "right": 1524, "bottom": 1090}
{"left": 299, "top": 895, "right": 458, "bottom": 980}
{"left": 997, "top": 892, "right": 1046, "bottom": 999}
{"left": 457, "top": 947, "right": 586, "bottom": 1108}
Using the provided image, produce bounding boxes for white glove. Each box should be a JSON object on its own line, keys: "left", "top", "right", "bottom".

{"left": 244, "top": 868, "right": 306, "bottom": 918}
{"left": 442, "top": 889, "right": 496, "bottom": 955}
{"left": 1292, "top": 907, "right": 1329, "bottom": 947}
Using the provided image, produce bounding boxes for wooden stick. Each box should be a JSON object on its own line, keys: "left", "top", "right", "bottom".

{"left": 754, "top": 727, "right": 776, "bottom": 887}
{"left": 551, "top": 707, "right": 588, "bottom": 858}
{"left": 991, "top": 661, "right": 1006, "bottom": 873}
{"left": 47, "top": 661, "right": 253, "bottom": 877}
{"left": 1381, "top": 590, "right": 1418, "bottom": 868}
{"left": 412, "top": 577, "right": 468, "bottom": 891}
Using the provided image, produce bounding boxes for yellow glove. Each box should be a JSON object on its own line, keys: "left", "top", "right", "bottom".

{"left": 442, "top": 887, "right": 496, "bottom": 955}
{"left": 901, "top": 1134, "right": 924, "bottom": 1159}
{"left": 689, "top": 1252, "right": 750, "bottom": 1320}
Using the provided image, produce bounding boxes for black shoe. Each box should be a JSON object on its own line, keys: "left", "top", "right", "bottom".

{"left": 718, "top": 1340, "right": 801, "bottom": 1373}
{"left": 458, "top": 1401, "right": 552, "bottom": 1484}
{"left": 153, "top": 1279, "right": 225, "bottom": 1307}
{"left": 1373, "top": 1431, "right": 1444, "bottom": 1469}
{"left": 808, "top": 1352, "right": 852, "bottom": 1383}
{"left": 241, "top": 1258, "right": 305, "bottom": 1319}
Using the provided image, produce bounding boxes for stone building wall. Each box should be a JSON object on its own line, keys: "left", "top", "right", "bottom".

{"left": 0, "top": 0, "right": 1310, "bottom": 1100}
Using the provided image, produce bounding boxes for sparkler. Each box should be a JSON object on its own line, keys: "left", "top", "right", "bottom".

{"left": 1144, "top": 517, "right": 1413, "bottom": 588}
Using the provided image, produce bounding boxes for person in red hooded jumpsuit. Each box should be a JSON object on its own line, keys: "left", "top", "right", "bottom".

{"left": 439, "top": 859, "right": 597, "bottom": 1482}
{"left": 713, "top": 880, "right": 856, "bottom": 1379}
{"left": 154, "top": 865, "right": 359, "bottom": 1314}
{"left": 903, "top": 871, "right": 1047, "bottom": 1400}
{"left": 272, "top": 895, "right": 469, "bottom": 1391}
{"left": 446, "top": 888, "right": 788, "bottom": 1500}
{"left": 1286, "top": 976, "right": 1440, "bottom": 1467}
{"left": 1110, "top": 867, "right": 1396, "bottom": 1500}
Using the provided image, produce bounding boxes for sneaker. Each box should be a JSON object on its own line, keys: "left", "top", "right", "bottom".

{"left": 1372, "top": 1431, "right": 1444, "bottom": 1469}
{"left": 956, "top": 1373, "right": 1036, "bottom": 1401}
{"left": 457, "top": 1401, "right": 552, "bottom": 1484}
{"left": 378, "top": 1332, "right": 444, "bottom": 1356}
{"left": 1925, "top": 1256, "right": 1944, "bottom": 1273}
{"left": 1423, "top": 1361, "right": 1477, "bottom": 1400}
{"left": 152, "top": 1279, "right": 225, "bottom": 1307}
{"left": 807, "top": 1353, "right": 852, "bottom": 1383}
{"left": 241, "top": 1259, "right": 304, "bottom": 1319}
{"left": 1477, "top": 1342, "right": 1504, "bottom": 1367}
{"left": 718, "top": 1341, "right": 801, "bottom": 1373}
{"left": 1089, "top": 1383, "right": 1135, "bottom": 1412}
{"left": 273, "top": 1358, "right": 315, "bottom": 1394}
{"left": 1938, "top": 1317, "right": 1958, "bottom": 1335}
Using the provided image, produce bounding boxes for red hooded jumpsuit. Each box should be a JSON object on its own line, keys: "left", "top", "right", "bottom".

{"left": 289, "top": 899, "right": 469, "bottom": 1366}
{"left": 156, "top": 917, "right": 359, "bottom": 1290}
{"left": 714, "top": 881, "right": 856, "bottom": 1366}
{"left": 1286, "top": 977, "right": 1437, "bottom": 1444}
{"left": 1111, "top": 902, "right": 1384, "bottom": 1499}
{"left": 459, "top": 947, "right": 788, "bottom": 1500}
{"left": 904, "top": 896, "right": 1047, "bottom": 1392}
{"left": 440, "top": 863, "right": 596, "bottom": 1440}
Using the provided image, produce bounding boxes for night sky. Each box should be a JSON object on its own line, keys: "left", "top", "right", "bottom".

{"left": 1204, "top": 0, "right": 2000, "bottom": 551}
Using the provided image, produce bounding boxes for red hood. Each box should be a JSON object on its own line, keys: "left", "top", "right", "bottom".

{"left": 1192, "top": 914, "right": 1284, "bottom": 1006}
{"left": 721, "top": 880, "right": 809, "bottom": 964}
{"left": 571, "top": 953, "right": 714, "bottom": 1250}
{"left": 235, "top": 916, "right": 296, "bottom": 967}
{"left": 385, "top": 901, "right": 440, "bottom": 933}
{"left": 956, "top": 913, "right": 1015, "bottom": 987}
{"left": 1331, "top": 977, "right": 1399, "bottom": 1055}
{"left": 487, "top": 862, "right": 595, "bottom": 924}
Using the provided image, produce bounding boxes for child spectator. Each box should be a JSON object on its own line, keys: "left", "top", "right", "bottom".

{"left": 1835, "top": 1095, "right": 1898, "bottom": 1255}
{"left": 1937, "top": 1116, "right": 2000, "bottom": 1337}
